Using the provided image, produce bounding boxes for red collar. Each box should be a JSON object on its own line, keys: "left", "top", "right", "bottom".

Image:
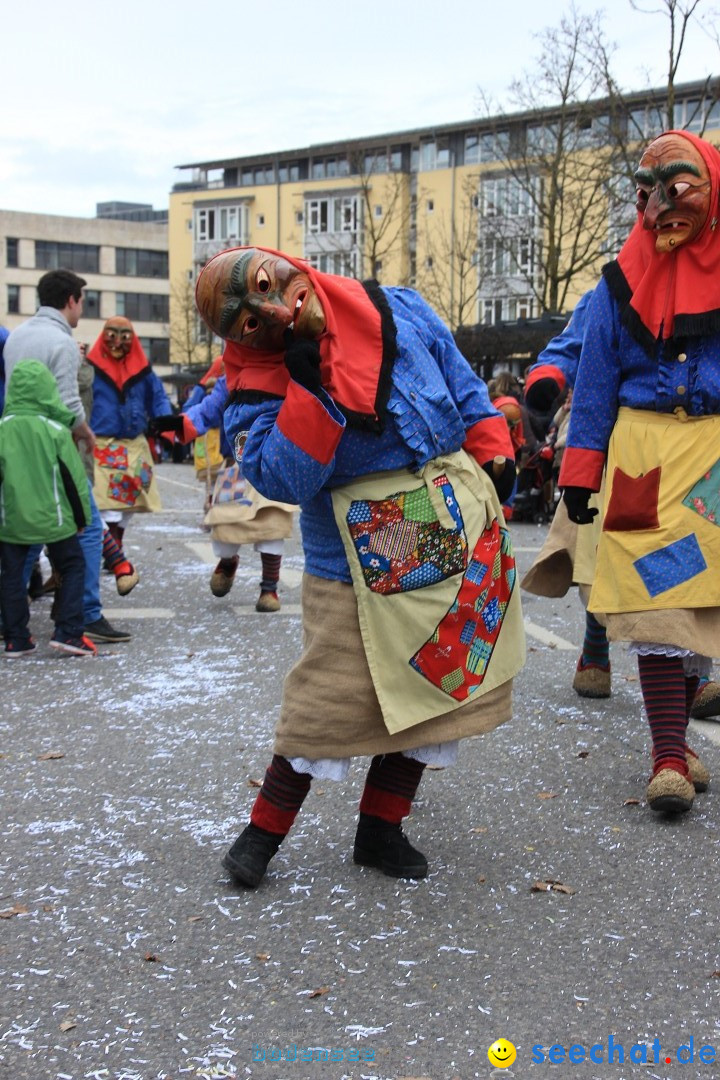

{"left": 87, "top": 335, "right": 150, "bottom": 391}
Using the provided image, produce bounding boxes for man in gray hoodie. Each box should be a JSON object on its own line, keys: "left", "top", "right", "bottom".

{"left": 4, "top": 269, "right": 130, "bottom": 643}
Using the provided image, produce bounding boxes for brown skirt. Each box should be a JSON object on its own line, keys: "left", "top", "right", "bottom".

{"left": 273, "top": 574, "right": 514, "bottom": 760}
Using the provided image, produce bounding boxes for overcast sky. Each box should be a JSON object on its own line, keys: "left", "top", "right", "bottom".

{"left": 3, "top": 0, "right": 719, "bottom": 219}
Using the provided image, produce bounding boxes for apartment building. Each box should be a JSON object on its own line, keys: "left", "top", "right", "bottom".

{"left": 1, "top": 204, "right": 170, "bottom": 376}
{"left": 168, "top": 80, "right": 720, "bottom": 366}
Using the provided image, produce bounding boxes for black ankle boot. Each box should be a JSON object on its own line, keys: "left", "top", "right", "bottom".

{"left": 222, "top": 823, "right": 284, "bottom": 887}
{"left": 353, "top": 813, "right": 428, "bottom": 879}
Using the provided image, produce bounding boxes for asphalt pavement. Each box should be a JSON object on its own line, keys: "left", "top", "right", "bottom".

{"left": 3, "top": 462, "right": 720, "bottom": 1080}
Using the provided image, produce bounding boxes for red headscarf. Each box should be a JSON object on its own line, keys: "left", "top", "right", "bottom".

{"left": 87, "top": 319, "right": 150, "bottom": 393}
{"left": 196, "top": 247, "right": 395, "bottom": 427}
{"left": 607, "top": 130, "right": 720, "bottom": 348}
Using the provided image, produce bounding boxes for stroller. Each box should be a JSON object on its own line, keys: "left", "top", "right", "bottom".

{"left": 511, "top": 429, "right": 557, "bottom": 524}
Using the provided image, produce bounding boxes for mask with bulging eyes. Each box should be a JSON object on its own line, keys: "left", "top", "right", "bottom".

{"left": 102, "top": 317, "right": 135, "bottom": 359}
{"left": 195, "top": 248, "right": 326, "bottom": 350}
{"left": 634, "top": 133, "right": 712, "bottom": 253}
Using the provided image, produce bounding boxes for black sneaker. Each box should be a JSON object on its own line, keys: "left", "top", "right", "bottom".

{"left": 50, "top": 634, "right": 98, "bottom": 657}
{"left": 353, "top": 813, "right": 428, "bottom": 879}
{"left": 4, "top": 638, "right": 38, "bottom": 659}
{"left": 222, "top": 823, "right": 284, "bottom": 888}
{"left": 84, "top": 616, "right": 132, "bottom": 643}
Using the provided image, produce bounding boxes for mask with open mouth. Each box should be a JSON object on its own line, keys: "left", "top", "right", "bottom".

{"left": 635, "top": 132, "right": 711, "bottom": 253}
{"left": 195, "top": 247, "right": 326, "bottom": 349}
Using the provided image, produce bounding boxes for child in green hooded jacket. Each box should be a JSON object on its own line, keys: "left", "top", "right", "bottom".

{"left": 0, "top": 359, "right": 95, "bottom": 656}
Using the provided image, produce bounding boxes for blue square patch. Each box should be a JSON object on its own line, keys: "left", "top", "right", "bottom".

{"left": 633, "top": 533, "right": 707, "bottom": 598}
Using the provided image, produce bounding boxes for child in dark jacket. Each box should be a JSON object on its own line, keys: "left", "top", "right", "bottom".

{"left": 0, "top": 360, "right": 96, "bottom": 656}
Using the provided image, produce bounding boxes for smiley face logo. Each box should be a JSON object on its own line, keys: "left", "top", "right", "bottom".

{"left": 488, "top": 1039, "right": 517, "bottom": 1068}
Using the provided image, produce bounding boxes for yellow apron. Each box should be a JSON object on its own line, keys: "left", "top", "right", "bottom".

{"left": 331, "top": 450, "right": 525, "bottom": 735}
{"left": 93, "top": 434, "right": 162, "bottom": 513}
{"left": 590, "top": 407, "right": 720, "bottom": 614}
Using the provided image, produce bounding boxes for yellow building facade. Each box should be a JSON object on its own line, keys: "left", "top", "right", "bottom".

{"left": 168, "top": 80, "right": 720, "bottom": 367}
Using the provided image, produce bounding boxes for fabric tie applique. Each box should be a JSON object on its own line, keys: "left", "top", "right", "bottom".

{"left": 409, "top": 520, "right": 516, "bottom": 699}
{"left": 346, "top": 474, "right": 467, "bottom": 594}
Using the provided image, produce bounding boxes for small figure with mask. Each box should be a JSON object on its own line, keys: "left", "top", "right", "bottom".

{"left": 87, "top": 317, "right": 172, "bottom": 577}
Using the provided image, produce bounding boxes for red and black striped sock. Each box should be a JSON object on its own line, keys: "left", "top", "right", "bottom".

{"left": 637, "top": 653, "right": 688, "bottom": 771}
{"left": 250, "top": 754, "right": 311, "bottom": 835}
{"left": 102, "top": 528, "right": 125, "bottom": 571}
{"left": 260, "top": 553, "right": 282, "bottom": 594}
{"left": 580, "top": 611, "right": 609, "bottom": 669}
{"left": 359, "top": 753, "right": 426, "bottom": 824}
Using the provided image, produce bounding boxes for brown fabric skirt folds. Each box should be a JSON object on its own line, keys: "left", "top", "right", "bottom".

{"left": 273, "top": 573, "right": 513, "bottom": 760}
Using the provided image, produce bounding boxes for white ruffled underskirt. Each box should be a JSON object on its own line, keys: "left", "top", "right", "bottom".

{"left": 287, "top": 740, "right": 459, "bottom": 781}
{"left": 628, "top": 643, "right": 712, "bottom": 679}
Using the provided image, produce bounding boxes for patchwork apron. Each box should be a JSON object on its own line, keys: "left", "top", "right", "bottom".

{"left": 331, "top": 449, "right": 525, "bottom": 735}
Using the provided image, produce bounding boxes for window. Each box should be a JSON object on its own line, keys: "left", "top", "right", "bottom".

{"left": 116, "top": 248, "right": 168, "bottom": 278}
{"left": 254, "top": 165, "right": 273, "bottom": 184}
{"left": 35, "top": 241, "right": 99, "bottom": 273}
{"left": 425, "top": 257, "right": 433, "bottom": 269}
{"left": 83, "top": 289, "right": 100, "bottom": 319}
{"left": 138, "top": 337, "right": 169, "bottom": 365}
{"left": 390, "top": 146, "right": 403, "bottom": 171}
{"left": 195, "top": 205, "right": 248, "bottom": 243}
{"left": 374, "top": 205, "right": 382, "bottom": 218}
{"left": 364, "top": 152, "right": 388, "bottom": 174}
{"left": 278, "top": 161, "right": 302, "bottom": 183}
{"left": 115, "top": 293, "right": 169, "bottom": 322}
{"left": 305, "top": 195, "right": 359, "bottom": 235}
{"left": 465, "top": 133, "right": 480, "bottom": 164}
{"left": 256, "top": 214, "right": 265, "bottom": 227}
{"left": 7, "top": 284, "right": 19, "bottom": 314}
{"left": 420, "top": 141, "right": 437, "bottom": 171}
{"left": 295, "top": 211, "right": 303, "bottom": 224}
{"left": 312, "top": 161, "right": 325, "bottom": 179}
{"left": 6, "top": 238, "right": 18, "bottom": 267}
{"left": 307, "top": 251, "right": 359, "bottom": 277}
{"left": 241, "top": 169, "right": 253, "bottom": 186}
{"left": 427, "top": 199, "right": 434, "bottom": 213}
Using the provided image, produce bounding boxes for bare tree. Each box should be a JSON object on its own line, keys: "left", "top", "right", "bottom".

{"left": 416, "top": 175, "right": 489, "bottom": 329}
{"left": 476, "top": 7, "right": 628, "bottom": 314}
{"left": 169, "top": 276, "right": 219, "bottom": 371}
{"left": 474, "top": 2, "right": 720, "bottom": 318}
{"left": 353, "top": 151, "right": 414, "bottom": 282}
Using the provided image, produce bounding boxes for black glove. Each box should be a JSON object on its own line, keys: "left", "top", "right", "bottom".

{"left": 525, "top": 376, "right": 562, "bottom": 415}
{"left": 284, "top": 330, "right": 322, "bottom": 394}
{"left": 563, "top": 486, "right": 598, "bottom": 525}
{"left": 482, "top": 458, "right": 517, "bottom": 505}
{"left": 149, "top": 413, "right": 184, "bottom": 435}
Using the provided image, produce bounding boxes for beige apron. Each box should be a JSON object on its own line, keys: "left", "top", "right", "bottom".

{"left": 331, "top": 450, "right": 525, "bottom": 735}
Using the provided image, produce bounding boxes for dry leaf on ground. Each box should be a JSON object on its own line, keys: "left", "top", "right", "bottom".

{"left": 532, "top": 879, "right": 576, "bottom": 895}
{"left": 308, "top": 986, "right": 329, "bottom": 998}
{"left": 0, "top": 903, "right": 28, "bottom": 919}
{"left": 38, "top": 752, "right": 64, "bottom": 761}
